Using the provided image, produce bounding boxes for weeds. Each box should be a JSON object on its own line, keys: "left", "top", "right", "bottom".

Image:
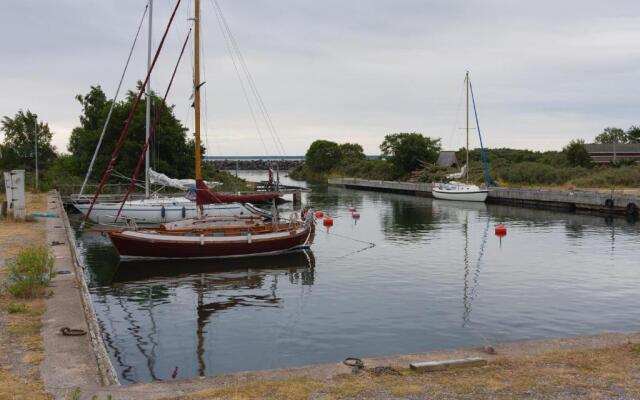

{"left": 5, "top": 245, "right": 55, "bottom": 298}
{"left": 6, "top": 302, "right": 29, "bottom": 314}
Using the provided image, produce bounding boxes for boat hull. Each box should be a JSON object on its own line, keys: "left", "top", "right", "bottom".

{"left": 432, "top": 188, "right": 488, "bottom": 202}
{"left": 108, "top": 226, "right": 312, "bottom": 259}
{"left": 74, "top": 199, "right": 255, "bottom": 225}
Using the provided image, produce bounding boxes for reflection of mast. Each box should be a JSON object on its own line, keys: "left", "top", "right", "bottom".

{"left": 115, "top": 290, "right": 160, "bottom": 380}
{"left": 462, "top": 213, "right": 490, "bottom": 327}
{"left": 196, "top": 273, "right": 206, "bottom": 376}
{"left": 462, "top": 214, "right": 470, "bottom": 323}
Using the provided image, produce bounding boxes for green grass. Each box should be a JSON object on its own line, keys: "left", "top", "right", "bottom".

{"left": 5, "top": 245, "right": 55, "bottom": 298}
{"left": 6, "top": 303, "right": 29, "bottom": 314}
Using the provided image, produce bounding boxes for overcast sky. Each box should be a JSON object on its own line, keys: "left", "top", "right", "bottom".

{"left": 1, "top": 0, "right": 639, "bottom": 156}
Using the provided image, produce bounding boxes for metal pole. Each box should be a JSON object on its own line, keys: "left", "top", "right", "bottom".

{"left": 145, "top": 0, "right": 153, "bottom": 198}
{"left": 34, "top": 115, "right": 38, "bottom": 191}
{"left": 465, "top": 71, "right": 469, "bottom": 183}
{"left": 194, "top": 0, "right": 202, "bottom": 181}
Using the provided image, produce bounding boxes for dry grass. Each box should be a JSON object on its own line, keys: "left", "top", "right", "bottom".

{"left": 0, "top": 368, "right": 52, "bottom": 400}
{"left": 0, "top": 192, "right": 51, "bottom": 398}
{"left": 175, "top": 344, "right": 640, "bottom": 400}
{"left": 0, "top": 192, "right": 48, "bottom": 260}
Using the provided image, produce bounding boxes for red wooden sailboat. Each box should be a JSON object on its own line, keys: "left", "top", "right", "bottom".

{"left": 103, "top": 0, "right": 314, "bottom": 259}
{"left": 108, "top": 208, "right": 314, "bottom": 259}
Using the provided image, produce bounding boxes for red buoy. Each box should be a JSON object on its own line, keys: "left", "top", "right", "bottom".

{"left": 352, "top": 212, "right": 360, "bottom": 219}
{"left": 348, "top": 207, "right": 357, "bottom": 212}
{"left": 315, "top": 210, "right": 324, "bottom": 219}
{"left": 495, "top": 225, "right": 507, "bottom": 236}
{"left": 323, "top": 217, "right": 334, "bottom": 227}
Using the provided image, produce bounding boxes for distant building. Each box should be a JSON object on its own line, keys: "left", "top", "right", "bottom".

{"left": 436, "top": 151, "right": 459, "bottom": 168}
{"left": 584, "top": 143, "right": 640, "bottom": 164}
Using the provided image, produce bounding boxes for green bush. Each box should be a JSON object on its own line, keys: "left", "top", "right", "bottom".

{"left": 498, "top": 162, "right": 589, "bottom": 185}
{"left": 5, "top": 246, "right": 55, "bottom": 298}
{"left": 572, "top": 165, "right": 640, "bottom": 187}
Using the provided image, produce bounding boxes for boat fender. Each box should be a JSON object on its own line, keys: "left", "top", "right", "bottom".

{"left": 181, "top": 206, "right": 186, "bottom": 218}
{"left": 247, "top": 231, "right": 252, "bottom": 244}
{"left": 199, "top": 234, "right": 204, "bottom": 246}
{"left": 605, "top": 199, "right": 614, "bottom": 208}
{"left": 161, "top": 206, "right": 166, "bottom": 219}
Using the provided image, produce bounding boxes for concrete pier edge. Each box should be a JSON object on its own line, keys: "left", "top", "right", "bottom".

{"left": 41, "top": 190, "right": 119, "bottom": 397}
{"left": 328, "top": 177, "right": 640, "bottom": 216}
{"left": 55, "top": 189, "right": 120, "bottom": 386}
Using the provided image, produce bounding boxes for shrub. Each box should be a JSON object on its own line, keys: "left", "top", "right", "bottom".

{"left": 5, "top": 246, "right": 55, "bottom": 298}
{"left": 572, "top": 165, "right": 640, "bottom": 187}
{"left": 498, "top": 162, "right": 588, "bottom": 185}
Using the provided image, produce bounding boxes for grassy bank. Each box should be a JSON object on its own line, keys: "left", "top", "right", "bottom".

{"left": 174, "top": 340, "right": 640, "bottom": 400}
{"left": 0, "top": 192, "right": 52, "bottom": 399}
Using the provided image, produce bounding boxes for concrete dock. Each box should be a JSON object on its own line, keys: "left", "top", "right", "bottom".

{"left": 41, "top": 191, "right": 118, "bottom": 398}
{"left": 328, "top": 178, "right": 639, "bottom": 216}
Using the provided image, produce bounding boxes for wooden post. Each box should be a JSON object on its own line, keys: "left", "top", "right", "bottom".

{"left": 410, "top": 357, "right": 487, "bottom": 372}
{"left": 293, "top": 190, "right": 301, "bottom": 206}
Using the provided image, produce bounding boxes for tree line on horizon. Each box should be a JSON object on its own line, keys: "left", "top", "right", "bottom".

{"left": 1, "top": 83, "right": 639, "bottom": 190}
{"left": 293, "top": 129, "right": 640, "bottom": 186}
{"left": 0, "top": 83, "right": 243, "bottom": 191}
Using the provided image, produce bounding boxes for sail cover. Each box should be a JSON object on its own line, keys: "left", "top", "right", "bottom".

{"left": 150, "top": 168, "right": 220, "bottom": 191}
{"left": 196, "top": 179, "right": 280, "bottom": 205}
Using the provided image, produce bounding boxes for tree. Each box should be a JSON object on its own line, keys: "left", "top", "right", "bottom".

{"left": 380, "top": 132, "right": 441, "bottom": 176}
{"left": 68, "top": 84, "right": 197, "bottom": 181}
{"left": 563, "top": 139, "right": 592, "bottom": 168}
{"left": 626, "top": 125, "right": 640, "bottom": 143}
{"left": 339, "top": 143, "right": 366, "bottom": 164}
{"left": 595, "top": 127, "right": 627, "bottom": 144}
{"left": 1, "top": 110, "right": 56, "bottom": 171}
{"left": 304, "top": 140, "right": 342, "bottom": 172}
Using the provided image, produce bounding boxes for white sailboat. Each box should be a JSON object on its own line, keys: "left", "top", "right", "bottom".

{"left": 432, "top": 71, "right": 489, "bottom": 203}
{"left": 73, "top": 0, "right": 266, "bottom": 225}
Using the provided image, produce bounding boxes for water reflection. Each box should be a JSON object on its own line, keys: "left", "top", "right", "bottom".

{"left": 91, "top": 251, "right": 315, "bottom": 382}
{"left": 380, "top": 198, "right": 438, "bottom": 242}
{"left": 431, "top": 201, "right": 489, "bottom": 327}
{"left": 76, "top": 182, "right": 640, "bottom": 384}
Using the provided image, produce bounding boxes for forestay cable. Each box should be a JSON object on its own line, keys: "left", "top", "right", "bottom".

{"left": 211, "top": 0, "right": 287, "bottom": 156}
{"left": 79, "top": 3, "right": 149, "bottom": 196}
{"left": 82, "top": 0, "right": 183, "bottom": 226}
{"left": 115, "top": 29, "right": 193, "bottom": 222}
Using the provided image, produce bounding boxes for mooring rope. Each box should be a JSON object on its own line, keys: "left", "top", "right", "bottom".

{"left": 323, "top": 229, "right": 376, "bottom": 260}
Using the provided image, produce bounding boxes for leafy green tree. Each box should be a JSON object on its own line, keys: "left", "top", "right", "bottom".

{"left": 563, "top": 139, "right": 592, "bottom": 168}
{"left": 1, "top": 110, "right": 56, "bottom": 171}
{"left": 68, "top": 84, "right": 198, "bottom": 181}
{"left": 304, "top": 140, "right": 342, "bottom": 172}
{"left": 626, "top": 125, "right": 640, "bottom": 143}
{"left": 0, "top": 144, "right": 21, "bottom": 170}
{"left": 380, "top": 132, "right": 441, "bottom": 176}
{"left": 595, "top": 127, "right": 627, "bottom": 144}
{"left": 339, "top": 142, "right": 366, "bottom": 164}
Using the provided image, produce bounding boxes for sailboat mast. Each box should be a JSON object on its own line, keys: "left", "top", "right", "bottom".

{"left": 194, "top": 0, "right": 203, "bottom": 181}
{"left": 145, "top": 0, "right": 153, "bottom": 198}
{"left": 465, "top": 71, "right": 469, "bottom": 183}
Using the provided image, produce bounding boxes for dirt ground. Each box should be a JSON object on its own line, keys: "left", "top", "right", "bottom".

{"left": 0, "top": 192, "right": 51, "bottom": 399}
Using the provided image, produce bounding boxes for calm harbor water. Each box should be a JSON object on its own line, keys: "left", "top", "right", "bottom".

{"left": 75, "top": 171, "right": 640, "bottom": 383}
